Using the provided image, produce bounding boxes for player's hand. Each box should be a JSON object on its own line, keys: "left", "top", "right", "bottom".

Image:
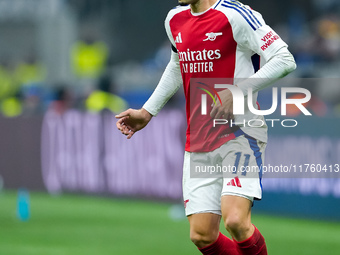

{"left": 115, "top": 108, "right": 152, "bottom": 139}
{"left": 210, "top": 89, "right": 234, "bottom": 120}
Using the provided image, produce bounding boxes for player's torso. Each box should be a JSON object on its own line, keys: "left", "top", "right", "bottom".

{"left": 170, "top": 8, "right": 237, "bottom": 86}
{"left": 169, "top": 8, "right": 242, "bottom": 152}
{"left": 167, "top": 3, "right": 272, "bottom": 152}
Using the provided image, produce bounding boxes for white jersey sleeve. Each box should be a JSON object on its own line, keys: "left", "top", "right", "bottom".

{"left": 142, "top": 50, "right": 182, "bottom": 116}
{"left": 237, "top": 47, "right": 296, "bottom": 96}
{"left": 165, "top": 9, "right": 176, "bottom": 49}
{"left": 222, "top": 2, "right": 296, "bottom": 95}
{"left": 229, "top": 4, "right": 287, "bottom": 62}
{"left": 142, "top": 8, "right": 185, "bottom": 116}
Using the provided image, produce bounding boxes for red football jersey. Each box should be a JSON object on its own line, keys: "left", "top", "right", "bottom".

{"left": 165, "top": 1, "right": 287, "bottom": 152}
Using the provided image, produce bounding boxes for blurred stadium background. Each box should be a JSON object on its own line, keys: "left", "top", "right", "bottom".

{"left": 0, "top": 0, "right": 340, "bottom": 254}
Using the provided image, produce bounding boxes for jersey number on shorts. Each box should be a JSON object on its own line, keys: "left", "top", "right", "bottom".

{"left": 233, "top": 152, "right": 250, "bottom": 176}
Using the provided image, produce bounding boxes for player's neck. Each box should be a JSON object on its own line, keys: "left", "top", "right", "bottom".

{"left": 191, "top": 0, "right": 218, "bottom": 13}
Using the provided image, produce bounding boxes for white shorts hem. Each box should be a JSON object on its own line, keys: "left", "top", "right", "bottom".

{"left": 186, "top": 210, "right": 222, "bottom": 217}
{"left": 221, "top": 192, "right": 254, "bottom": 202}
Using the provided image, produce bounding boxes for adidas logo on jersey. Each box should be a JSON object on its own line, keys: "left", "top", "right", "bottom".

{"left": 226, "top": 176, "right": 242, "bottom": 188}
{"left": 175, "top": 32, "right": 183, "bottom": 43}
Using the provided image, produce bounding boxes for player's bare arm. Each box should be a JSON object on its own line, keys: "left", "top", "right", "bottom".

{"left": 115, "top": 108, "right": 152, "bottom": 139}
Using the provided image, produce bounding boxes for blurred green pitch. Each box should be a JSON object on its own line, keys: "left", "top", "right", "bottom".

{"left": 0, "top": 191, "right": 339, "bottom": 255}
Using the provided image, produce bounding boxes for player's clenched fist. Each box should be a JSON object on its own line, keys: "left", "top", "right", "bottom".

{"left": 115, "top": 108, "right": 152, "bottom": 139}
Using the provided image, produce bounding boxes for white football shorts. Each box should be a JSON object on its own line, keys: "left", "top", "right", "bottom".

{"left": 182, "top": 133, "right": 266, "bottom": 216}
